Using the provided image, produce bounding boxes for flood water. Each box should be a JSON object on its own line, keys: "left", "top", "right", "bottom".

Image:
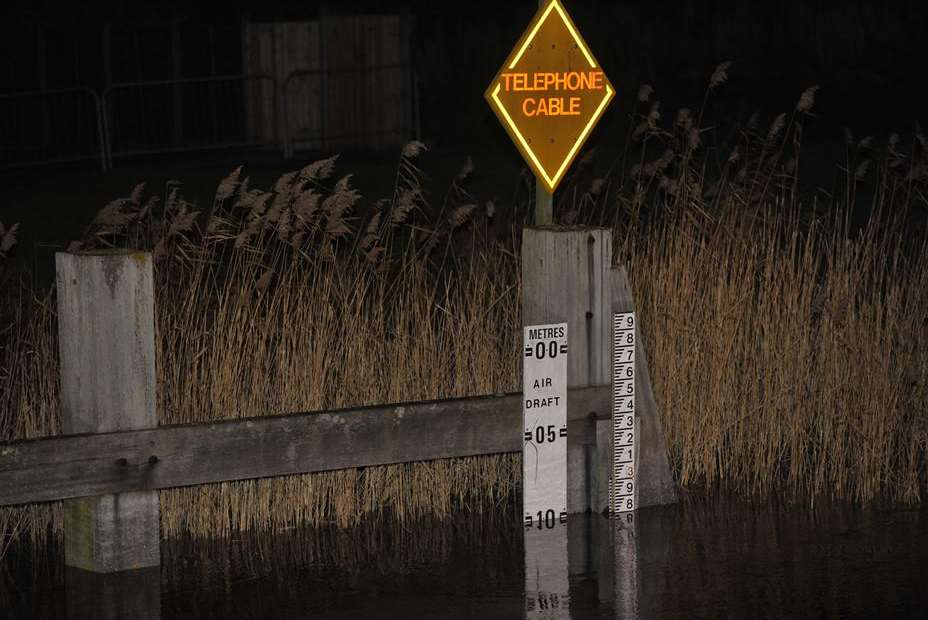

{"left": 3, "top": 493, "right": 927, "bottom": 618}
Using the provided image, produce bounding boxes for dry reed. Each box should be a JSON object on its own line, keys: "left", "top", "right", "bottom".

{"left": 1, "top": 62, "right": 927, "bottom": 560}
{"left": 1, "top": 148, "right": 520, "bottom": 555}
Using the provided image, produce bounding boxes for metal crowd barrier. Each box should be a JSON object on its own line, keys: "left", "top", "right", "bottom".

{"left": 101, "top": 74, "right": 279, "bottom": 168}
{"left": 0, "top": 87, "right": 107, "bottom": 171}
{"left": 1, "top": 66, "right": 416, "bottom": 171}
{"left": 281, "top": 62, "right": 409, "bottom": 158}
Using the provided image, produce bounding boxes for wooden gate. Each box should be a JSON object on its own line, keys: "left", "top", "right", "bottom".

{"left": 244, "top": 11, "right": 412, "bottom": 152}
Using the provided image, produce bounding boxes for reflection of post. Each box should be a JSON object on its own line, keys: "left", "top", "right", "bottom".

{"left": 594, "top": 513, "right": 614, "bottom": 605}
{"left": 66, "top": 567, "right": 161, "bottom": 620}
{"left": 525, "top": 523, "right": 570, "bottom": 619}
{"left": 613, "top": 513, "right": 640, "bottom": 618}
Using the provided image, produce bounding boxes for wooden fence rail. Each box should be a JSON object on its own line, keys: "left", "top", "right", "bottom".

{"left": 2, "top": 245, "right": 676, "bottom": 577}
{"left": 0, "top": 385, "right": 609, "bottom": 507}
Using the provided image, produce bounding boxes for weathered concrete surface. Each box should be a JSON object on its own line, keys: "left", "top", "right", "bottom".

{"left": 523, "top": 227, "right": 612, "bottom": 514}
{"left": 522, "top": 230, "right": 675, "bottom": 514}
{"left": 56, "top": 251, "right": 160, "bottom": 572}
{"left": 64, "top": 493, "right": 161, "bottom": 573}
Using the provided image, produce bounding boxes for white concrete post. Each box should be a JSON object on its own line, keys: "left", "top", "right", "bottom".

{"left": 522, "top": 227, "right": 611, "bottom": 515}
{"left": 56, "top": 250, "right": 160, "bottom": 572}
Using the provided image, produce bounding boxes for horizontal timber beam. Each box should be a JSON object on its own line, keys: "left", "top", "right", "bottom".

{"left": 0, "top": 385, "right": 609, "bottom": 507}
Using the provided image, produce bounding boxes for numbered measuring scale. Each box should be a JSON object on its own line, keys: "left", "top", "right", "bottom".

{"left": 611, "top": 312, "right": 638, "bottom": 514}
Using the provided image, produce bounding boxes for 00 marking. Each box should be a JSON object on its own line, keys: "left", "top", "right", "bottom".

{"left": 523, "top": 340, "right": 568, "bottom": 358}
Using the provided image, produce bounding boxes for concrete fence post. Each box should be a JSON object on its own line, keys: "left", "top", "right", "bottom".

{"left": 56, "top": 250, "right": 160, "bottom": 573}
{"left": 522, "top": 229, "right": 677, "bottom": 516}
{"left": 522, "top": 226, "right": 611, "bottom": 514}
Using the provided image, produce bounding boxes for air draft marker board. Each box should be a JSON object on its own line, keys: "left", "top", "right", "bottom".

{"left": 523, "top": 323, "right": 568, "bottom": 528}
{"left": 612, "top": 312, "right": 638, "bottom": 513}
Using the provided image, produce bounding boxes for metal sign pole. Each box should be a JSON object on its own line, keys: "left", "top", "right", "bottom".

{"left": 535, "top": 0, "right": 553, "bottom": 227}
{"left": 536, "top": 180, "right": 553, "bottom": 225}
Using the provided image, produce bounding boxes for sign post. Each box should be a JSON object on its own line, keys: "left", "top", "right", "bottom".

{"left": 492, "top": 0, "right": 617, "bottom": 527}
{"left": 533, "top": 0, "right": 553, "bottom": 227}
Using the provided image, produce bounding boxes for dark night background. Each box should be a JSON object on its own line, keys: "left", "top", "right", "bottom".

{"left": 3, "top": 1, "right": 925, "bottom": 140}
{"left": 1, "top": 0, "right": 926, "bottom": 262}
{"left": 2, "top": 4, "right": 928, "bottom": 618}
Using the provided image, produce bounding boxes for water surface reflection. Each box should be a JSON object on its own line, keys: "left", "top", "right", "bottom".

{"left": 3, "top": 494, "right": 926, "bottom": 618}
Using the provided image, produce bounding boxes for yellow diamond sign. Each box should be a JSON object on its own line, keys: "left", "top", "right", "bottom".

{"left": 485, "top": 0, "right": 615, "bottom": 193}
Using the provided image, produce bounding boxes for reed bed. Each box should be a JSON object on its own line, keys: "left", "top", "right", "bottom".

{"left": 1, "top": 145, "right": 523, "bottom": 552}
{"left": 610, "top": 76, "right": 928, "bottom": 504}
{"left": 1, "top": 63, "right": 927, "bottom": 559}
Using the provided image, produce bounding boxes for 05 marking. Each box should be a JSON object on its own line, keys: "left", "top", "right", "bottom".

{"left": 524, "top": 424, "right": 568, "bottom": 443}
